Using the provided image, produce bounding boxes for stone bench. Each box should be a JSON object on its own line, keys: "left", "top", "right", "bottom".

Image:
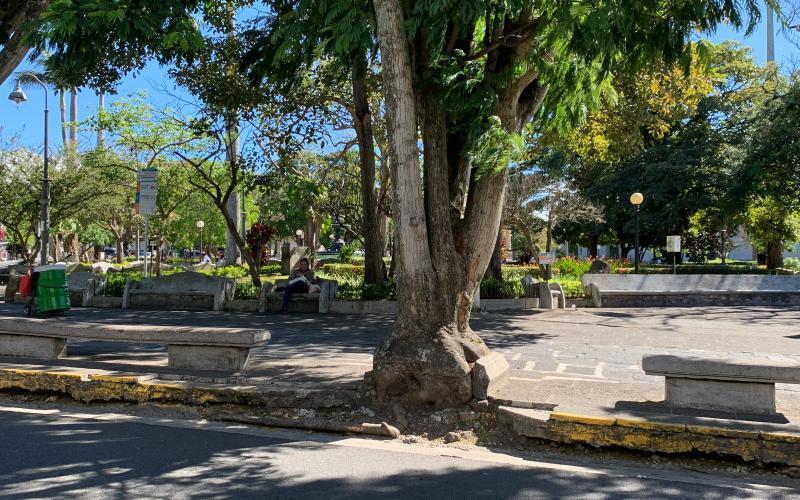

{"left": 123, "top": 272, "right": 235, "bottom": 312}
{"left": 582, "top": 274, "right": 800, "bottom": 307}
{"left": 259, "top": 279, "right": 338, "bottom": 313}
{"left": 0, "top": 316, "right": 269, "bottom": 371}
{"left": 67, "top": 272, "right": 107, "bottom": 307}
{"left": 642, "top": 354, "right": 800, "bottom": 414}
{"left": 537, "top": 282, "right": 566, "bottom": 309}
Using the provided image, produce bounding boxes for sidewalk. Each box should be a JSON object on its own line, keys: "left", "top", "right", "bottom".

{"left": 0, "top": 302, "right": 799, "bottom": 464}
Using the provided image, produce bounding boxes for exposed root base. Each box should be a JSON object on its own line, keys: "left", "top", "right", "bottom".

{"left": 373, "top": 321, "right": 491, "bottom": 408}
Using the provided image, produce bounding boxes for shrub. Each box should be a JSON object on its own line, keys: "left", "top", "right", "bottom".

{"left": 105, "top": 271, "right": 141, "bottom": 297}
{"left": 784, "top": 258, "right": 800, "bottom": 270}
{"left": 552, "top": 277, "right": 584, "bottom": 299}
{"left": 502, "top": 265, "right": 542, "bottom": 282}
{"left": 551, "top": 257, "right": 591, "bottom": 277}
{"left": 261, "top": 263, "right": 282, "bottom": 275}
{"left": 210, "top": 265, "right": 249, "bottom": 280}
{"left": 362, "top": 279, "right": 396, "bottom": 301}
{"left": 235, "top": 281, "right": 261, "bottom": 300}
{"left": 480, "top": 277, "right": 523, "bottom": 299}
{"left": 317, "top": 263, "right": 364, "bottom": 280}
{"left": 338, "top": 242, "right": 358, "bottom": 263}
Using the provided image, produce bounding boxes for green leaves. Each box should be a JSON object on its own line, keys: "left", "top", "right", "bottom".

{"left": 468, "top": 116, "right": 524, "bottom": 178}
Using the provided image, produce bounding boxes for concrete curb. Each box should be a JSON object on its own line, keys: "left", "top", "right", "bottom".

{"left": 0, "top": 367, "right": 360, "bottom": 409}
{"left": 0, "top": 367, "right": 410, "bottom": 438}
{"left": 497, "top": 406, "right": 800, "bottom": 466}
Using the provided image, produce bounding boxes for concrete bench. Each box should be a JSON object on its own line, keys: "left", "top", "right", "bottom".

{"left": 642, "top": 354, "right": 800, "bottom": 414}
{"left": 259, "top": 279, "right": 338, "bottom": 313}
{"left": 67, "top": 272, "right": 107, "bottom": 307}
{"left": 0, "top": 316, "right": 268, "bottom": 371}
{"left": 582, "top": 274, "right": 800, "bottom": 307}
{"left": 537, "top": 282, "right": 566, "bottom": 309}
{"left": 123, "top": 272, "right": 235, "bottom": 312}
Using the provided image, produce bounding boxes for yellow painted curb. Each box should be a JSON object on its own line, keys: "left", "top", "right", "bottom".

{"left": 89, "top": 374, "right": 148, "bottom": 384}
{"left": 760, "top": 431, "right": 800, "bottom": 444}
{"left": 686, "top": 424, "right": 760, "bottom": 440}
{"left": 615, "top": 418, "right": 686, "bottom": 433}
{"left": 0, "top": 368, "right": 85, "bottom": 381}
{"left": 550, "top": 412, "right": 615, "bottom": 426}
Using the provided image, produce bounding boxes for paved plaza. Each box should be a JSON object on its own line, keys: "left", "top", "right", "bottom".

{"left": 0, "top": 303, "right": 798, "bottom": 416}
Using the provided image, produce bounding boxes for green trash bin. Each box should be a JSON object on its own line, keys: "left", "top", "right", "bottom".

{"left": 33, "top": 264, "right": 70, "bottom": 314}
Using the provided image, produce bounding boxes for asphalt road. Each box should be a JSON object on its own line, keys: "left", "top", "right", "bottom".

{"left": 0, "top": 401, "right": 797, "bottom": 499}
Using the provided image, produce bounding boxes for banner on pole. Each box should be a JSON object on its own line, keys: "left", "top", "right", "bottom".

{"left": 136, "top": 169, "right": 158, "bottom": 216}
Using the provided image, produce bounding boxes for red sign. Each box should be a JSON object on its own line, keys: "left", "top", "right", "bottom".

{"left": 0, "top": 224, "right": 4, "bottom": 241}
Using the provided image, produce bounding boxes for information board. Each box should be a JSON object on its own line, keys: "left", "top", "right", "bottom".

{"left": 666, "top": 235, "right": 681, "bottom": 253}
{"left": 136, "top": 169, "right": 158, "bottom": 216}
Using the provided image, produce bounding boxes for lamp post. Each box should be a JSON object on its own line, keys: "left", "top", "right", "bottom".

{"left": 630, "top": 192, "right": 644, "bottom": 273}
{"left": 9, "top": 80, "right": 49, "bottom": 266}
{"left": 196, "top": 220, "right": 205, "bottom": 260}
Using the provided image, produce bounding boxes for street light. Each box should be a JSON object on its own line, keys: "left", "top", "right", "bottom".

{"left": 196, "top": 220, "right": 205, "bottom": 260}
{"left": 630, "top": 192, "right": 644, "bottom": 273}
{"left": 9, "top": 81, "right": 50, "bottom": 266}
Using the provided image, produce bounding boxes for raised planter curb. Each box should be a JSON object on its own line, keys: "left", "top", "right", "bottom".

{"left": 496, "top": 406, "right": 800, "bottom": 466}
{"left": 0, "top": 367, "right": 358, "bottom": 409}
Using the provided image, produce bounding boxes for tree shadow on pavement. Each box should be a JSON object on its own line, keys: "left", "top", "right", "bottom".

{"left": 0, "top": 410, "right": 781, "bottom": 499}
{"left": 610, "top": 400, "right": 791, "bottom": 425}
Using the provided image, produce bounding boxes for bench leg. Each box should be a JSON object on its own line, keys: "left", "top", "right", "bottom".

{"left": 665, "top": 377, "right": 776, "bottom": 414}
{"left": 167, "top": 345, "right": 251, "bottom": 372}
{"left": 0, "top": 333, "right": 66, "bottom": 359}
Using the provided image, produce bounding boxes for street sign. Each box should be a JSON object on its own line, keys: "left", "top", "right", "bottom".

{"left": 538, "top": 252, "right": 555, "bottom": 265}
{"left": 666, "top": 235, "right": 681, "bottom": 253}
{"left": 136, "top": 169, "right": 158, "bottom": 216}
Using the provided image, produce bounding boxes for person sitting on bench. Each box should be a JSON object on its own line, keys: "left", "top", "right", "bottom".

{"left": 281, "top": 258, "right": 316, "bottom": 314}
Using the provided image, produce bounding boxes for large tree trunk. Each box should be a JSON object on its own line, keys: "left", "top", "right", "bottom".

{"left": 588, "top": 232, "right": 599, "bottom": 259}
{"left": 766, "top": 239, "right": 783, "bottom": 270}
{"left": 372, "top": 0, "right": 496, "bottom": 408}
{"left": 352, "top": 56, "right": 386, "bottom": 285}
{"left": 486, "top": 231, "right": 503, "bottom": 280}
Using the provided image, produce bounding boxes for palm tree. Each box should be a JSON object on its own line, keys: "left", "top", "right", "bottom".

{"left": 69, "top": 85, "right": 77, "bottom": 146}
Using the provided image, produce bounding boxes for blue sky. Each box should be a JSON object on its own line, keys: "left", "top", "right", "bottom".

{"left": 1, "top": 4, "right": 797, "bottom": 150}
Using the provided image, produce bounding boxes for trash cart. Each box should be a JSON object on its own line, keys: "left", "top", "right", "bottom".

{"left": 24, "top": 264, "right": 70, "bottom": 317}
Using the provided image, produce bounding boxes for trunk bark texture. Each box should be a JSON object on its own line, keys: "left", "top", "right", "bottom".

{"left": 766, "top": 239, "right": 783, "bottom": 270}
{"left": 371, "top": 0, "right": 545, "bottom": 407}
{"left": 486, "top": 231, "right": 503, "bottom": 280}
{"left": 352, "top": 56, "right": 386, "bottom": 285}
{"left": 589, "top": 233, "right": 599, "bottom": 259}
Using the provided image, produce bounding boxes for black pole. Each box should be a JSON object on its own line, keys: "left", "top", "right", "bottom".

{"left": 40, "top": 81, "right": 50, "bottom": 267}
{"left": 634, "top": 205, "right": 640, "bottom": 273}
